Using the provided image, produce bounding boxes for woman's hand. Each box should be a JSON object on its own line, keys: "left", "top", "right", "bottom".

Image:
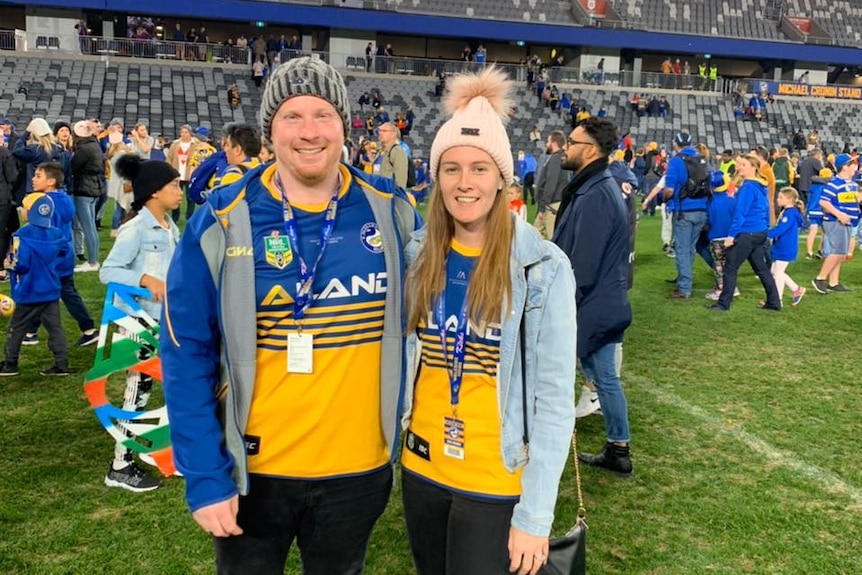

{"left": 140, "top": 274, "right": 166, "bottom": 302}
{"left": 508, "top": 526, "right": 549, "bottom": 575}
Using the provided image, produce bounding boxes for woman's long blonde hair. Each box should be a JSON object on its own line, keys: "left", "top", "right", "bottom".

{"left": 406, "top": 175, "right": 513, "bottom": 331}
{"left": 34, "top": 133, "right": 55, "bottom": 156}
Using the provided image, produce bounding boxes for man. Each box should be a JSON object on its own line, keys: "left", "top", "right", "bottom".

{"left": 813, "top": 154, "right": 859, "bottom": 294}
{"left": 772, "top": 147, "right": 793, "bottom": 192}
{"left": 718, "top": 149, "right": 736, "bottom": 177}
{"left": 364, "top": 42, "right": 373, "bottom": 73}
{"left": 552, "top": 117, "right": 633, "bottom": 477}
{"left": 227, "top": 84, "right": 241, "bottom": 111}
{"left": 130, "top": 122, "right": 154, "bottom": 159}
{"left": 376, "top": 122, "right": 408, "bottom": 188}
{"left": 534, "top": 130, "right": 568, "bottom": 240}
{"left": 517, "top": 150, "right": 537, "bottom": 205}
{"left": 216, "top": 123, "right": 262, "bottom": 187}
{"left": 166, "top": 124, "right": 211, "bottom": 223}
{"left": 161, "top": 57, "right": 419, "bottom": 574}
{"left": 664, "top": 132, "right": 709, "bottom": 299}
{"left": 797, "top": 148, "right": 822, "bottom": 206}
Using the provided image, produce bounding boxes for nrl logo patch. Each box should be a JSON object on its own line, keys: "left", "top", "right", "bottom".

{"left": 263, "top": 231, "right": 292, "bottom": 270}
{"left": 461, "top": 127, "right": 480, "bottom": 136}
{"left": 290, "top": 75, "right": 306, "bottom": 85}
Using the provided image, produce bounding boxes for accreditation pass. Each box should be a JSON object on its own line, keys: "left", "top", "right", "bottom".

{"left": 287, "top": 332, "right": 313, "bottom": 374}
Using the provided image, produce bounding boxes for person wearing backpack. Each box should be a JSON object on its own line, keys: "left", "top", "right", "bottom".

{"left": 376, "top": 122, "right": 408, "bottom": 188}
{"left": 663, "top": 132, "right": 710, "bottom": 299}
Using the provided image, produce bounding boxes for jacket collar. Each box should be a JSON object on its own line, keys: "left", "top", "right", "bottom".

{"left": 409, "top": 214, "right": 546, "bottom": 268}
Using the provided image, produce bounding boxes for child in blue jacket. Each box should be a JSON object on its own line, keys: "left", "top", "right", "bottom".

{"left": 768, "top": 187, "right": 806, "bottom": 307}
{"left": 805, "top": 168, "right": 831, "bottom": 259}
{"left": 705, "top": 171, "right": 735, "bottom": 300}
{"left": 22, "top": 162, "right": 98, "bottom": 347}
{"left": 0, "top": 194, "right": 69, "bottom": 376}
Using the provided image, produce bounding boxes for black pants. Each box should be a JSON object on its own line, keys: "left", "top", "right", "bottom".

{"left": 214, "top": 466, "right": 392, "bottom": 575}
{"left": 523, "top": 172, "right": 535, "bottom": 204}
{"left": 401, "top": 471, "right": 516, "bottom": 575}
{"left": 27, "top": 274, "right": 94, "bottom": 334}
{"left": 171, "top": 182, "right": 195, "bottom": 224}
{"left": 4, "top": 300, "right": 67, "bottom": 368}
{"left": 716, "top": 231, "right": 780, "bottom": 310}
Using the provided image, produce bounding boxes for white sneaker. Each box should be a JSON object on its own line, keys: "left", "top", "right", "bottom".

{"left": 733, "top": 288, "right": 741, "bottom": 297}
{"left": 705, "top": 289, "right": 720, "bottom": 300}
{"left": 575, "top": 385, "right": 601, "bottom": 419}
{"left": 74, "top": 262, "right": 100, "bottom": 273}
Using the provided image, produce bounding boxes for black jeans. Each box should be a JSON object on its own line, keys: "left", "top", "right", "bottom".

{"left": 4, "top": 300, "right": 67, "bottom": 368}
{"left": 214, "top": 465, "right": 392, "bottom": 575}
{"left": 27, "top": 275, "right": 94, "bottom": 334}
{"left": 401, "top": 471, "right": 516, "bottom": 575}
{"left": 716, "top": 231, "right": 780, "bottom": 310}
{"left": 171, "top": 182, "right": 195, "bottom": 223}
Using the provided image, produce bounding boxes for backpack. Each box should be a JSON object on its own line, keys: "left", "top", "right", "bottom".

{"left": 679, "top": 154, "right": 711, "bottom": 200}
{"left": 388, "top": 144, "right": 416, "bottom": 188}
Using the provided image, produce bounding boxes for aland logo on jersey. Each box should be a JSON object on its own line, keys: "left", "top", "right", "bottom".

{"left": 264, "top": 231, "right": 292, "bottom": 270}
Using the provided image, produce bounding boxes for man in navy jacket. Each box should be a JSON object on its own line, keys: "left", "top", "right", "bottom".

{"left": 553, "top": 117, "right": 634, "bottom": 477}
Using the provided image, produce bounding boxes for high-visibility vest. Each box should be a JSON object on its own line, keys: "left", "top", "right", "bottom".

{"left": 698, "top": 64, "right": 707, "bottom": 77}
{"left": 709, "top": 66, "right": 718, "bottom": 80}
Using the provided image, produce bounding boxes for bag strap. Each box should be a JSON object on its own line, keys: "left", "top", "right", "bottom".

{"left": 520, "top": 266, "right": 587, "bottom": 522}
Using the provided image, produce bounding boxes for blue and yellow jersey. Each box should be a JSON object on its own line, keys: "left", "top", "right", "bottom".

{"left": 822, "top": 177, "right": 860, "bottom": 224}
{"left": 243, "top": 163, "right": 388, "bottom": 479}
{"left": 401, "top": 241, "right": 521, "bottom": 499}
{"left": 216, "top": 157, "right": 262, "bottom": 188}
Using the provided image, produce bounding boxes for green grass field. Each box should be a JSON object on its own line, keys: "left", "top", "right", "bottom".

{"left": 1, "top": 207, "right": 860, "bottom": 574}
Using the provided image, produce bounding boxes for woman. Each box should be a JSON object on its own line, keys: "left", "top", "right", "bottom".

{"left": 106, "top": 132, "right": 135, "bottom": 237}
{"left": 53, "top": 121, "right": 73, "bottom": 152}
{"left": 401, "top": 67, "right": 576, "bottom": 575}
{"left": 708, "top": 154, "right": 781, "bottom": 311}
{"left": 12, "top": 117, "right": 68, "bottom": 198}
{"left": 70, "top": 120, "right": 104, "bottom": 272}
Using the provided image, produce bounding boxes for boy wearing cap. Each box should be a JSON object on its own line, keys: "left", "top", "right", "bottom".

{"left": 22, "top": 162, "right": 98, "bottom": 347}
{"left": 161, "top": 56, "right": 420, "bottom": 573}
{"left": 812, "top": 153, "right": 859, "bottom": 294}
{"left": 0, "top": 194, "right": 69, "bottom": 376}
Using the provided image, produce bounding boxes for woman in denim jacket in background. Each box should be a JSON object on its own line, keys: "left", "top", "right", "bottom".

{"left": 98, "top": 154, "right": 182, "bottom": 493}
{"left": 400, "top": 67, "right": 577, "bottom": 575}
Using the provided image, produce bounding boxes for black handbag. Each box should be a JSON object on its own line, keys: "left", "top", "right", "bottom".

{"left": 519, "top": 274, "right": 587, "bottom": 575}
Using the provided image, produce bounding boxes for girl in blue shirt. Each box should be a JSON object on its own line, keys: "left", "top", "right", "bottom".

{"left": 99, "top": 155, "right": 182, "bottom": 493}
{"left": 768, "top": 187, "right": 806, "bottom": 307}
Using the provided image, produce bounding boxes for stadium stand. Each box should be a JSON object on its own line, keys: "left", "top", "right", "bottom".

{"left": 785, "top": 0, "right": 862, "bottom": 45}
{"left": 1, "top": 52, "right": 858, "bottom": 158}
{"left": 616, "top": 0, "right": 786, "bottom": 40}
{"left": 400, "top": 0, "right": 579, "bottom": 25}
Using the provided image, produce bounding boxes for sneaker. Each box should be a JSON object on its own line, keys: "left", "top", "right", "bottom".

{"left": 578, "top": 442, "right": 632, "bottom": 478}
{"left": 39, "top": 365, "right": 70, "bottom": 376}
{"left": 733, "top": 288, "right": 741, "bottom": 297}
{"left": 828, "top": 283, "right": 850, "bottom": 292}
{"left": 665, "top": 248, "right": 676, "bottom": 258}
{"left": 110, "top": 229, "right": 119, "bottom": 238}
{"left": 705, "top": 289, "right": 720, "bottom": 301}
{"left": 74, "top": 262, "right": 100, "bottom": 273}
{"left": 104, "top": 461, "right": 161, "bottom": 492}
{"left": 22, "top": 333, "right": 39, "bottom": 346}
{"left": 706, "top": 303, "right": 728, "bottom": 311}
{"left": 668, "top": 290, "right": 690, "bottom": 300}
{"left": 75, "top": 330, "right": 99, "bottom": 347}
{"left": 815, "top": 250, "right": 824, "bottom": 260}
{"left": 76, "top": 254, "right": 86, "bottom": 263}
{"left": 791, "top": 287, "right": 806, "bottom": 307}
{"left": 0, "top": 361, "right": 19, "bottom": 376}
{"left": 812, "top": 278, "right": 830, "bottom": 294}
{"left": 0, "top": 272, "right": 7, "bottom": 283}
{"left": 575, "top": 385, "right": 601, "bottom": 419}
{"left": 804, "top": 253, "right": 813, "bottom": 260}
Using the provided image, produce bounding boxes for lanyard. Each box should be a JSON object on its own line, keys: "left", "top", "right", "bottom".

{"left": 274, "top": 172, "right": 340, "bottom": 323}
{"left": 435, "top": 282, "right": 470, "bottom": 413}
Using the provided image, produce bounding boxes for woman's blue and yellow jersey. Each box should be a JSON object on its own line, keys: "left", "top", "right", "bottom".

{"left": 402, "top": 241, "right": 522, "bottom": 499}
{"left": 243, "top": 163, "right": 389, "bottom": 479}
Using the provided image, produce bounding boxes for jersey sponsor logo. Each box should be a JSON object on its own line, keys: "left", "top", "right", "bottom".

{"left": 425, "top": 312, "right": 502, "bottom": 342}
{"left": 263, "top": 231, "right": 292, "bottom": 270}
{"left": 245, "top": 434, "right": 261, "bottom": 455}
{"left": 260, "top": 272, "right": 387, "bottom": 307}
{"left": 360, "top": 222, "right": 383, "bottom": 254}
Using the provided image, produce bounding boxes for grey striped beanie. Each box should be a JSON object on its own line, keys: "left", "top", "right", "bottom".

{"left": 260, "top": 57, "right": 350, "bottom": 139}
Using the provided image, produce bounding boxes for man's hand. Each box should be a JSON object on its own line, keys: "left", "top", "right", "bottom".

{"left": 192, "top": 495, "right": 243, "bottom": 538}
{"left": 724, "top": 236, "right": 734, "bottom": 248}
{"left": 837, "top": 213, "right": 851, "bottom": 226}
{"left": 508, "top": 527, "right": 549, "bottom": 575}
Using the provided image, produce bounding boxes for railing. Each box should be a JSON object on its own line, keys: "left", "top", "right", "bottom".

{"left": 0, "top": 30, "right": 15, "bottom": 51}
{"left": 79, "top": 36, "right": 251, "bottom": 64}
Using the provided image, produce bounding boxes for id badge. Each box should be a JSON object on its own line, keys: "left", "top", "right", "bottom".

{"left": 372, "top": 163, "right": 381, "bottom": 174}
{"left": 443, "top": 416, "right": 465, "bottom": 460}
{"left": 287, "top": 332, "right": 313, "bottom": 374}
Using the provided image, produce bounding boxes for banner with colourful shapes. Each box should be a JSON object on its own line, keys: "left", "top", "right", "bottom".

{"left": 83, "top": 283, "right": 175, "bottom": 477}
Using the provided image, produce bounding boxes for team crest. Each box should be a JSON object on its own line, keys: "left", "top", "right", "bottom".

{"left": 360, "top": 222, "right": 384, "bottom": 254}
{"left": 264, "top": 231, "right": 292, "bottom": 270}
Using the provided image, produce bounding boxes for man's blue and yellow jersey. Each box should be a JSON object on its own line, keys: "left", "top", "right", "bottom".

{"left": 216, "top": 157, "right": 262, "bottom": 188}
{"left": 401, "top": 241, "right": 521, "bottom": 499}
{"left": 822, "top": 176, "right": 860, "bottom": 225}
{"left": 242, "top": 163, "right": 389, "bottom": 479}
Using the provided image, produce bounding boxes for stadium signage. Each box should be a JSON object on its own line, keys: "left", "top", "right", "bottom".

{"left": 755, "top": 80, "right": 862, "bottom": 100}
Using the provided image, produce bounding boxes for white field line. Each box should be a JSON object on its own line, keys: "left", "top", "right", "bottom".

{"left": 625, "top": 373, "right": 862, "bottom": 506}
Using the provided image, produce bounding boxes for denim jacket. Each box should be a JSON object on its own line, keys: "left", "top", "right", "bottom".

{"left": 99, "top": 207, "right": 180, "bottom": 320}
{"left": 402, "top": 216, "right": 577, "bottom": 536}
